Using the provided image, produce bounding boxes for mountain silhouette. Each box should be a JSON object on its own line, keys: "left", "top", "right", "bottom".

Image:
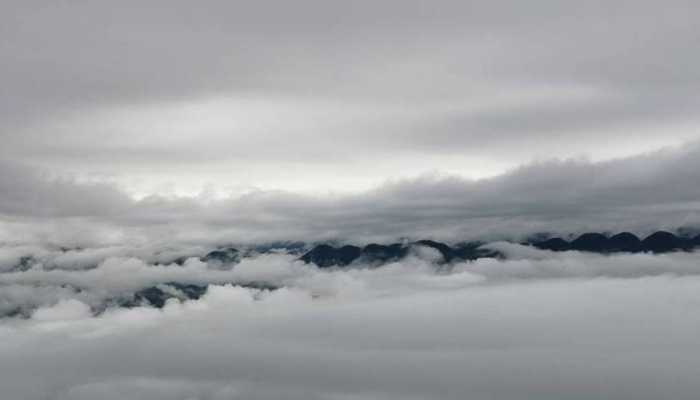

{"left": 201, "top": 247, "right": 239, "bottom": 264}
{"left": 570, "top": 233, "right": 610, "bottom": 252}
{"left": 297, "top": 231, "right": 696, "bottom": 268}
{"left": 533, "top": 231, "right": 697, "bottom": 254}
{"left": 640, "top": 231, "right": 690, "bottom": 253}
{"left": 300, "top": 240, "right": 502, "bottom": 268}
{"left": 360, "top": 243, "right": 408, "bottom": 263}
{"left": 533, "top": 238, "right": 571, "bottom": 251}
{"left": 607, "top": 232, "right": 642, "bottom": 252}
{"left": 300, "top": 244, "right": 361, "bottom": 267}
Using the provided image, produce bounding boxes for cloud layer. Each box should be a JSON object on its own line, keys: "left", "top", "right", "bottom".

{"left": 3, "top": 246, "right": 700, "bottom": 399}
{"left": 2, "top": 141, "right": 700, "bottom": 247}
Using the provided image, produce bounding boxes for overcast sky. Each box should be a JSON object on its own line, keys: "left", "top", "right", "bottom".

{"left": 3, "top": 0, "right": 700, "bottom": 196}
{"left": 2, "top": 1, "right": 700, "bottom": 245}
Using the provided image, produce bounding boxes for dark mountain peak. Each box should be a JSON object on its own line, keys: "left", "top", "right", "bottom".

{"left": 300, "top": 239, "right": 503, "bottom": 267}
{"left": 299, "top": 229, "right": 696, "bottom": 268}
{"left": 310, "top": 244, "right": 335, "bottom": 253}
{"left": 414, "top": 239, "right": 447, "bottom": 248}
{"left": 201, "top": 247, "right": 239, "bottom": 264}
{"left": 534, "top": 237, "right": 570, "bottom": 251}
{"left": 301, "top": 244, "right": 360, "bottom": 268}
{"left": 608, "top": 232, "right": 641, "bottom": 252}
{"left": 641, "top": 231, "right": 687, "bottom": 253}
{"left": 531, "top": 230, "right": 700, "bottom": 254}
{"left": 362, "top": 243, "right": 384, "bottom": 252}
{"left": 336, "top": 245, "right": 362, "bottom": 264}
{"left": 571, "top": 232, "right": 610, "bottom": 252}
{"left": 131, "top": 283, "right": 208, "bottom": 308}
{"left": 11, "top": 255, "right": 36, "bottom": 272}
{"left": 644, "top": 230, "right": 676, "bottom": 240}
{"left": 452, "top": 241, "right": 501, "bottom": 260}
{"left": 610, "top": 232, "right": 639, "bottom": 240}
{"left": 361, "top": 243, "right": 408, "bottom": 263}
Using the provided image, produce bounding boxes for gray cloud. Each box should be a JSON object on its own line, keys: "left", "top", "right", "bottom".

{"left": 2, "top": 0, "right": 700, "bottom": 190}
{"left": 2, "top": 142, "right": 700, "bottom": 247}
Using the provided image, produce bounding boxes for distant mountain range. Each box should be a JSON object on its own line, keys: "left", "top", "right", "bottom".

{"left": 124, "top": 230, "right": 699, "bottom": 308}
{"left": 3, "top": 231, "right": 700, "bottom": 317}
{"left": 297, "top": 231, "right": 700, "bottom": 268}
{"left": 299, "top": 240, "right": 500, "bottom": 267}
{"left": 532, "top": 231, "right": 700, "bottom": 253}
{"left": 12, "top": 231, "right": 698, "bottom": 272}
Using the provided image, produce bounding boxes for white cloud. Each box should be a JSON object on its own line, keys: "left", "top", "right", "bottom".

{"left": 32, "top": 299, "right": 92, "bottom": 322}
{"left": 3, "top": 251, "right": 700, "bottom": 399}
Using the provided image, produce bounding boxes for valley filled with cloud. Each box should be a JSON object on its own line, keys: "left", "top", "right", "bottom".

{"left": 4, "top": 0, "right": 700, "bottom": 398}
{"left": 2, "top": 241, "right": 700, "bottom": 399}
{"left": 3, "top": 244, "right": 700, "bottom": 399}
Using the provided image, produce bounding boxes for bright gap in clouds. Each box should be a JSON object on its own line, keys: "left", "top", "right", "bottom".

{"left": 14, "top": 85, "right": 700, "bottom": 199}
{"left": 20, "top": 95, "right": 515, "bottom": 198}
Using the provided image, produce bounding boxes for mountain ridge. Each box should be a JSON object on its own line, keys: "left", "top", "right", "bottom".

{"left": 299, "top": 231, "right": 700, "bottom": 268}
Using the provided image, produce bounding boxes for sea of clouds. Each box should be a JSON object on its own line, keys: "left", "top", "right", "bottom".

{"left": 2, "top": 243, "right": 700, "bottom": 399}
